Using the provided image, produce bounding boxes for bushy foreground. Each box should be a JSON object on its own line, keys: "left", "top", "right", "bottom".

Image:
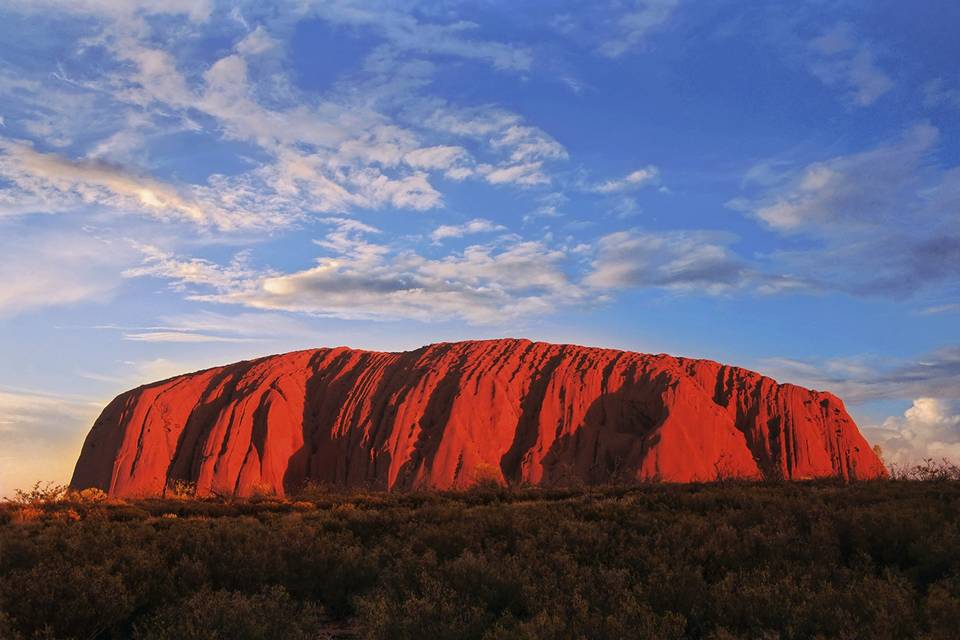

{"left": 2, "top": 480, "right": 960, "bottom": 639}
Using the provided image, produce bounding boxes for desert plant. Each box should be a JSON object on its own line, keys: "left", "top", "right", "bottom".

{"left": 133, "top": 586, "right": 329, "bottom": 640}
{"left": 249, "top": 481, "right": 278, "bottom": 499}
{"left": 164, "top": 479, "right": 197, "bottom": 500}
{"left": 890, "top": 458, "right": 960, "bottom": 481}
{"left": 12, "top": 481, "right": 68, "bottom": 506}
{"left": 472, "top": 462, "right": 503, "bottom": 489}
{"left": 293, "top": 479, "right": 336, "bottom": 500}
{"left": 2, "top": 480, "right": 960, "bottom": 638}
{"left": 72, "top": 487, "right": 109, "bottom": 503}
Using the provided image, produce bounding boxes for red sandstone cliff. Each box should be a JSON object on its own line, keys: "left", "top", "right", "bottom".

{"left": 71, "top": 339, "right": 887, "bottom": 497}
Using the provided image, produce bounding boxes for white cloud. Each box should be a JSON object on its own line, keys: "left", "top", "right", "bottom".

{"left": 481, "top": 161, "right": 550, "bottom": 186}
{"left": 3, "top": 0, "right": 212, "bottom": 24}
{"left": 121, "top": 331, "right": 261, "bottom": 343}
{"left": 866, "top": 398, "right": 960, "bottom": 468}
{"left": 348, "top": 169, "right": 442, "bottom": 210}
{"left": 492, "top": 125, "right": 568, "bottom": 163}
{"left": 423, "top": 104, "right": 519, "bottom": 137}
{"left": 403, "top": 145, "right": 472, "bottom": 179}
{"left": 585, "top": 229, "right": 747, "bottom": 292}
{"left": 0, "top": 3, "right": 564, "bottom": 231}
{"left": 0, "top": 0, "right": 572, "bottom": 232}
{"left": 807, "top": 24, "right": 893, "bottom": 107}
{"left": 0, "top": 139, "right": 212, "bottom": 224}
{"left": 738, "top": 124, "right": 938, "bottom": 232}
{"left": 420, "top": 104, "right": 567, "bottom": 185}
{"left": 235, "top": 26, "right": 277, "bottom": 56}
{"left": 599, "top": 0, "right": 679, "bottom": 58}
{"left": 431, "top": 218, "right": 506, "bottom": 242}
{"left": 920, "top": 303, "right": 960, "bottom": 316}
{"left": 594, "top": 165, "right": 661, "bottom": 193}
{"left": 125, "top": 219, "right": 584, "bottom": 324}
{"left": 122, "top": 242, "right": 255, "bottom": 291}
{"left": 217, "top": 242, "right": 582, "bottom": 324}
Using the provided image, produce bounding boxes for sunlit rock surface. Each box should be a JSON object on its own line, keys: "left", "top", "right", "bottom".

{"left": 71, "top": 339, "right": 887, "bottom": 496}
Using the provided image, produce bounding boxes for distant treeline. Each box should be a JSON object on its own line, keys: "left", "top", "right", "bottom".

{"left": 1, "top": 472, "right": 959, "bottom": 639}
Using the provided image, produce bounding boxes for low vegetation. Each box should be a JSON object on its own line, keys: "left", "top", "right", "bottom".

{"left": 2, "top": 463, "right": 960, "bottom": 639}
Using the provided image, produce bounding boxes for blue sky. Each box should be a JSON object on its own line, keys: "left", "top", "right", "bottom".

{"left": 1, "top": 0, "right": 958, "bottom": 494}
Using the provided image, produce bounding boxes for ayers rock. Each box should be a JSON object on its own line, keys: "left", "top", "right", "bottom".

{"left": 71, "top": 339, "right": 887, "bottom": 497}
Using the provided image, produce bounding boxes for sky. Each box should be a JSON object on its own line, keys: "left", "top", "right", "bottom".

{"left": 0, "top": 0, "right": 958, "bottom": 495}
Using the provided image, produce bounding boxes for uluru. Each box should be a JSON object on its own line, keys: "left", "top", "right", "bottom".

{"left": 70, "top": 339, "right": 887, "bottom": 497}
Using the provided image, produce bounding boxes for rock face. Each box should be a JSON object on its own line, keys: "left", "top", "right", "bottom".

{"left": 71, "top": 339, "right": 887, "bottom": 497}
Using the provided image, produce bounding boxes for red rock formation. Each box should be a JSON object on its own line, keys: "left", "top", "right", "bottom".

{"left": 70, "top": 339, "right": 887, "bottom": 497}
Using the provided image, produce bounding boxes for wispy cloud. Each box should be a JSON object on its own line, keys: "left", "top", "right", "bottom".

{"left": 920, "top": 303, "right": 960, "bottom": 316}
{"left": 592, "top": 165, "right": 661, "bottom": 193}
{"left": 759, "top": 346, "right": 960, "bottom": 405}
{"left": 0, "top": 139, "right": 210, "bottom": 224}
{"left": 419, "top": 104, "right": 568, "bottom": 185}
{"left": 0, "top": 224, "right": 131, "bottom": 317}
{"left": 107, "top": 310, "right": 317, "bottom": 343}
{"left": 121, "top": 331, "right": 260, "bottom": 343}
{"left": 923, "top": 78, "right": 960, "bottom": 110}
{"left": 124, "top": 219, "right": 586, "bottom": 324}
{"left": 806, "top": 23, "right": 893, "bottom": 107}
{"left": 729, "top": 124, "right": 960, "bottom": 298}
{"left": 599, "top": 0, "right": 679, "bottom": 58}
{"left": 0, "top": 1, "right": 567, "bottom": 234}
{"left": 733, "top": 124, "right": 937, "bottom": 232}
{"left": 431, "top": 218, "right": 506, "bottom": 242}
{"left": 308, "top": 1, "right": 533, "bottom": 72}
{"left": 585, "top": 229, "right": 748, "bottom": 293}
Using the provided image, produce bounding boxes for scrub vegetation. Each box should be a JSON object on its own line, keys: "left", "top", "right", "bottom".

{"left": 2, "top": 467, "right": 960, "bottom": 639}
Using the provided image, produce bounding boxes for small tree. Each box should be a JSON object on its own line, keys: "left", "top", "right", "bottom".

{"left": 13, "top": 481, "right": 68, "bottom": 506}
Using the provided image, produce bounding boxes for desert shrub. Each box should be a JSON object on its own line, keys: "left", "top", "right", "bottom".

{"left": 1, "top": 481, "right": 959, "bottom": 638}
{"left": 72, "top": 487, "right": 109, "bottom": 503}
{"left": 293, "top": 479, "right": 340, "bottom": 502}
{"left": 163, "top": 479, "right": 197, "bottom": 500}
{"left": 922, "top": 579, "right": 960, "bottom": 640}
{"left": 248, "top": 481, "right": 278, "bottom": 499}
{"left": 0, "top": 611, "right": 23, "bottom": 640}
{"left": 0, "top": 562, "right": 133, "bottom": 639}
{"left": 12, "top": 482, "right": 69, "bottom": 506}
{"left": 133, "top": 586, "right": 327, "bottom": 640}
{"left": 472, "top": 462, "right": 504, "bottom": 489}
{"left": 890, "top": 458, "right": 960, "bottom": 481}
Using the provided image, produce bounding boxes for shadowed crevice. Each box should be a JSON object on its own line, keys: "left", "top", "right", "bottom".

{"left": 499, "top": 348, "right": 566, "bottom": 483}
{"left": 164, "top": 360, "right": 264, "bottom": 491}
{"left": 392, "top": 346, "right": 469, "bottom": 489}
